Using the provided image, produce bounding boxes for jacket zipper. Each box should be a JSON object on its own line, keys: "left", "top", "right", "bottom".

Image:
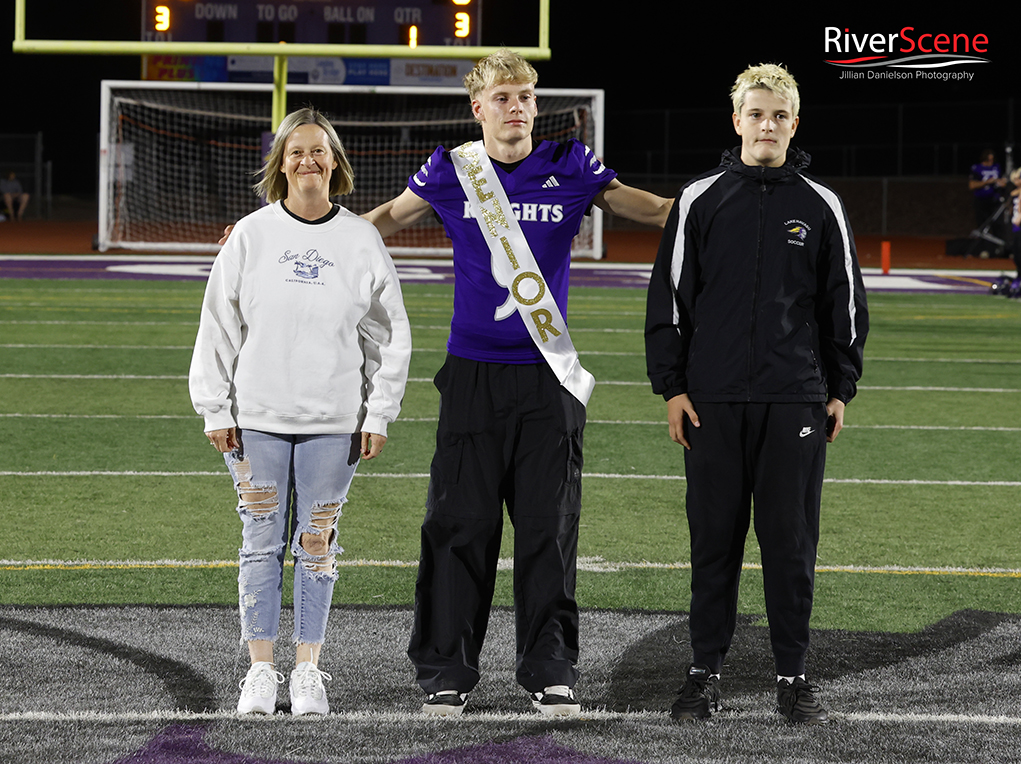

{"left": 748, "top": 168, "right": 766, "bottom": 401}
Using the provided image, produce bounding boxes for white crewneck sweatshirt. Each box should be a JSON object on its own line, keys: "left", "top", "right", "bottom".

{"left": 189, "top": 201, "right": 411, "bottom": 436}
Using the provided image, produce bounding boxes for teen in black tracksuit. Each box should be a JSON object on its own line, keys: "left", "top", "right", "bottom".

{"left": 645, "top": 146, "right": 868, "bottom": 680}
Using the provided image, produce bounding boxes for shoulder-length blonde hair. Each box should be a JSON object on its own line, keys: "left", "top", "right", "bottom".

{"left": 252, "top": 107, "right": 355, "bottom": 202}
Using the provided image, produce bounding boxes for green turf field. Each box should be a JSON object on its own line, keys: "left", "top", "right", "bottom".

{"left": 3, "top": 276, "right": 1021, "bottom": 764}
{"left": 1, "top": 278, "right": 1020, "bottom": 635}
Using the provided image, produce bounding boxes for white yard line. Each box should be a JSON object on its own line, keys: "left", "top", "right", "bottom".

{"left": 4, "top": 346, "right": 1019, "bottom": 372}
{"left": 1, "top": 471, "right": 1018, "bottom": 486}
{"left": 824, "top": 478, "right": 1021, "bottom": 486}
{"left": 0, "top": 320, "right": 196, "bottom": 326}
{"left": 9, "top": 374, "right": 1012, "bottom": 392}
{"left": 859, "top": 385, "right": 1021, "bottom": 393}
{"left": 843, "top": 424, "right": 1021, "bottom": 432}
{"left": 586, "top": 422, "right": 1021, "bottom": 432}
{"left": 867, "top": 357, "right": 1021, "bottom": 364}
{"left": 4, "top": 557, "right": 1020, "bottom": 578}
{"left": 3, "top": 332, "right": 1018, "bottom": 364}
{"left": 1, "top": 413, "right": 1018, "bottom": 432}
{"left": 591, "top": 383, "right": 1021, "bottom": 392}
{"left": 0, "top": 343, "right": 194, "bottom": 350}
{"left": 0, "top": 414, "right": 197, "bottom": 419}
{"left": 0, "top": 374, "right": 189, "bottom": 380}
{"left": 0, "top": 708, "right": 1018, "bottom": 725}
{"left": 0, "top": 375, "right": 433, "bottom": 382}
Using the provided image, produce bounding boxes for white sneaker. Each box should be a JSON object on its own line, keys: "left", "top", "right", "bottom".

{"left": 531, "top": 685, "right": 580, "bottom": 717}
{"left": 290, "top": 661, "right": 332, "bottom": 716}
{"left": 237, "top": 661, "right": 284, "bottom": 714}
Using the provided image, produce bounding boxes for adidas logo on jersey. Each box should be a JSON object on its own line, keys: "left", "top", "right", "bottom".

{"left": 542, "top": 176, "right": 560, "bottom": 189}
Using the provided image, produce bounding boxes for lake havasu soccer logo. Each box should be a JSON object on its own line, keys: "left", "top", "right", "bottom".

{"left": 824, "top": 24, "right": 991, "bottom": 81}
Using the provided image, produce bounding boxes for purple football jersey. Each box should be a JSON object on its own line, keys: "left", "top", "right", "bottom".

{"left": 971, "top": 162, "right": 1001, "bottom": 199}
{"left": 409, "top": 139, "right": 617, "bottom": 363}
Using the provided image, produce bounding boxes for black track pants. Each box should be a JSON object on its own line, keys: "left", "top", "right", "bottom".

{"left": 407, "top": 355, "right": 585, "bottom": 694}
{"left": 683, "top": 401, "right": 828, "bottom": 676}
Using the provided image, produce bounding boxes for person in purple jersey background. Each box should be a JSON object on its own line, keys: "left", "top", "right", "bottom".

{"left": 364, "top": 48, "right": 673, "bottom": 717}
{"left": 1010, "top": 168, "right": 1021, "bottom": 280}
{"left": 968, "top": 149, "right": 1006, "bottom": 232}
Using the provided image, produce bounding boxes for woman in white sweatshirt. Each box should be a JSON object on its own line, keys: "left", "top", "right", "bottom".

{"left": 189, "top": 107, "right": 411, "bottom": 716}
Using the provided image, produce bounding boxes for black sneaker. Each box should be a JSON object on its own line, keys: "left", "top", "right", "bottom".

{"left": 421, "top": 690, "right": 467, "bottom": 716}
{"left": 670, "top": 664, "right": 720, "bottom": 721}
{"left": 530, "top": 685, "right": 580, "bottom": 717}
{"left": 777, "top": 677, "right": 830, "bottom": 724}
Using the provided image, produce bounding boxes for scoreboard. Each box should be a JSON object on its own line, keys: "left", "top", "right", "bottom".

{"left": 142, "top": 0, "right": 481, "bottom": 48}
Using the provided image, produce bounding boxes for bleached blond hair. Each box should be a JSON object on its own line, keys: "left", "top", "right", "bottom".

{"left": 731, "top": 63, "right": 800, "bottom": 118}
{"left": 463, "top": 48, "right": 538, "bottom": 102}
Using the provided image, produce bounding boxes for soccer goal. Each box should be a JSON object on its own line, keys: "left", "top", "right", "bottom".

{"left": 98, "top": 81, "right": 606, "bottom": 256}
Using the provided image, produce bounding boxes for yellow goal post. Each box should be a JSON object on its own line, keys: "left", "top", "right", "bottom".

{"left": 11, "top": 0, "right": 551, "bottom": 128}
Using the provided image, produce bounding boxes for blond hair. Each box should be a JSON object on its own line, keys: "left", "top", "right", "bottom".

{"left": 463, "top": 48, "right": 538, "bottom": 102}
{"left": 731, "top": 63, "right": 800, "bottom": 118}
{"left": 252, "top": 107, "right": 354, "bottom": 203}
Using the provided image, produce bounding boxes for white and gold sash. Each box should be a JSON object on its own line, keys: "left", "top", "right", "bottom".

{"left": 450, "top": 140, "right": 595, "bottom": 406}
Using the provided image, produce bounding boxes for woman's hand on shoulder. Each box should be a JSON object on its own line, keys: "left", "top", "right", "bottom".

{"left": 360, "top": 432, "right": 387, "bottom": 459}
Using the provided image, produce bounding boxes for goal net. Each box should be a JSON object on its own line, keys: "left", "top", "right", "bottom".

{"left": 98, "top": 81, "right": 606, "bottom": 256}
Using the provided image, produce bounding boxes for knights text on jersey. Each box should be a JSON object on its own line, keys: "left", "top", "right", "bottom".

{"left": 409, "top": 139, "right": 617, "bottom": 363}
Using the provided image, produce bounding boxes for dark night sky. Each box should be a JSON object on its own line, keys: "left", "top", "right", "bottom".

{"left": 1, "top": 2, "right": 1011, "bottom": 194}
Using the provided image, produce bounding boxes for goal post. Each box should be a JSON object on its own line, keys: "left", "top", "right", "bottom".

{"left": 98, "top": 80, "right": 606, "bottom": 257}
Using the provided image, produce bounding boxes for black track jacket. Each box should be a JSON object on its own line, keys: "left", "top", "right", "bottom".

{"left": 645, "top": 148, "right": 868, "bottom": 404}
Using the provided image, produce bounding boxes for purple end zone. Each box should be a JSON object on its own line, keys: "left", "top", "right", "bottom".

{"left": 112, "top": 726, "right": 645, "bottom": 764}
{"left": 0, "top": 256, "right": 1004, "bottom": 293}
{"left": 110, "top": 724, "right": 303, "bottom": 764}
{"left": 0, "top": 256, "right": 216, "bottom": 282}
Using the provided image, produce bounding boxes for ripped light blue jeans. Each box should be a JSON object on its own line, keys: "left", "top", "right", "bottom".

{"left": 225, "top": 430, "right": 360, "bottom": 646}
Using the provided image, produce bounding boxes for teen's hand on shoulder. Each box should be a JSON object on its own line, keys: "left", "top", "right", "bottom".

{"left": 218, "top": 224, "right": 235, "bottom": 246}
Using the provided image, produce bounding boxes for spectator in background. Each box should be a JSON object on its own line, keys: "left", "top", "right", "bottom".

{"left": 968, "top": 149, "right": 1005, "bottom": 231}
{"left": 1, "top": 171, "right": 29, "bottom": 221}
{"left": 1010, "top": 168, "right": 1021, "bottom": 279}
